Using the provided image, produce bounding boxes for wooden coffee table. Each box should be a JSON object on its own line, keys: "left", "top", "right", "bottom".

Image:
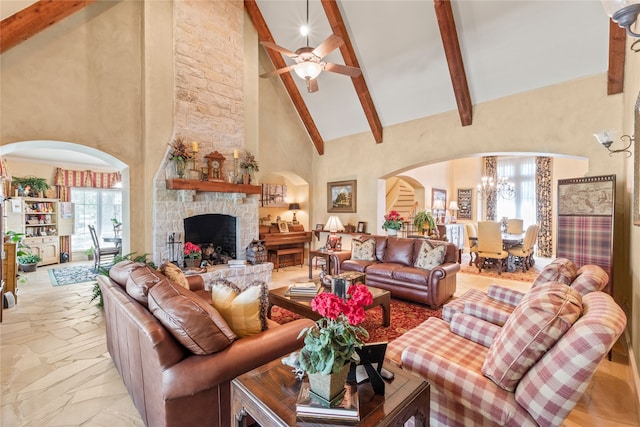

{"left": 268, "top": 284, "right": 391, "bottom": 327}
{"left": 231, "top": 358, "right": 430, "bottom": 427}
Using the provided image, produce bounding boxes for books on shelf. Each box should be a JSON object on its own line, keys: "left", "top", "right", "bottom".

{"left": 296, "top": 381, "right": 360, "bottom": 421}
{"left": 285, "top": 281, "right": 321, "bottom": 297}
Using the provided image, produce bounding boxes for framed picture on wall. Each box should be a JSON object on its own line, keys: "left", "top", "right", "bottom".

{"left": 328, "top": 180, "right": 357, "bottom": 213}
{"left": 431, "top": 188, "right": 446, "bottom": 209}
{"left": 457, "top": 188, "right": 473, "bottom": 220}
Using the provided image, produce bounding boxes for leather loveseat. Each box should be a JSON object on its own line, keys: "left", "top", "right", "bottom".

{"left": 98, "top": 261, "right": 314, "bottom": 427}
{"left": 335, "top": 235, "right": 460, "bottom": 308}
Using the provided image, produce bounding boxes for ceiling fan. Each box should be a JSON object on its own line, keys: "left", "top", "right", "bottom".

{"left": 259, "top": 0, "right": 361, "bottom": 93}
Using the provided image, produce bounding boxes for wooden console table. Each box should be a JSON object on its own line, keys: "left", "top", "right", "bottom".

{"left": 231, "top": 358, "right": 429, "bottom": 427}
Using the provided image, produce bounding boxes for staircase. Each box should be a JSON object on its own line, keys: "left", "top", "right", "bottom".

{"left": 386, "top": 178, "right": 416, "bottom": 218}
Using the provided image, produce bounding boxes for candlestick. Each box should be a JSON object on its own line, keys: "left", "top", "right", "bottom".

{"left": 192, "top": 141, "right": 199, "bottom": 153}
{"left": 233, "top": 149, "right": 239, "bottom": 159}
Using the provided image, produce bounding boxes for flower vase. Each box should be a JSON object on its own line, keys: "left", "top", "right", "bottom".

{"left": 242, "top": 173, "right": 250, "bottom": 185}
{"left": 174, "top": 158, "right": 186, "bottom": 178}
{"left": 387, "top": 228, "right": 398, "bottom": 237}
{"left": 307, "top": 363, "right": 350, "bottom": 404}
{"left": 184, "top": 257, "right": 201, "bottom": 268}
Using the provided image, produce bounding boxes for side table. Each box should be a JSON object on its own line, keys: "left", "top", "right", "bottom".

{"left": 231, "top": 358, "right": 429, "bottom": 426}
{"left": 308, "top": 249, "right": 350, "bottom": 279}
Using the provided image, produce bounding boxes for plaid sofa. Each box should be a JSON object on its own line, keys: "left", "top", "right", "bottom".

{"left": 387, "top": 290, "right": 626, "bottom": 426}
{"left": 441, "top": 258, "right": 609, "bottom": 324}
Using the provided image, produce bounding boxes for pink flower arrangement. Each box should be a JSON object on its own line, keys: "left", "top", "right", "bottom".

{"left": 183, "top": 242, "right": 202, "bottom": 259}
{"left": 382, "top": 209, "right": 405, "bottom": 231}
{"left": 298, "top": 284, "right": 373, "bottom": 375}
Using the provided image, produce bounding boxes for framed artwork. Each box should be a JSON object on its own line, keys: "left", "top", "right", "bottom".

{"left": 457, "top": 188, "right": 473, "bottom": 220}
{"left": 315, "top": 223, "right": 324, "bottom": 230}
{"left": 431, "top": 188, "right": 447, "bottom": 209}
{"left": 261, "top": 184, "right": 288, "bottom": 207}
{"left": 328, "top": 180, "right": 357, "bottom": 213}
{"left": 357, "top": 221, "right": 367, "bottom": 233}
{"left": 277, "top": 221, "right": 289, "bottom": 233}
{"left": 558, "top": 176, "right": 615, "bottom": 216}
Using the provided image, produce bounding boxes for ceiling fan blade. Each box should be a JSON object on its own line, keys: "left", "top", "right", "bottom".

{"left": 307, "top": 78, "right": 319, "bottom": 93}
{"left": 260, "top": 41, "right": 298, "bottom": 58}
{"left": 324, "top": 62, "right": 362, "bottom": 78}
{"left": 312, "top": 34, "right": 344, "bottom": 58}
{"left": 260, "top": 65, "right": 295, "bottom": 78}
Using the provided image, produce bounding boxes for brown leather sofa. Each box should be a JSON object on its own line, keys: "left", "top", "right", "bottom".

{"left": 99, "top": 261, "right": 314, "bottom": 427}
{"left": 335, "top": 235, "right": 460, "bottom": 308}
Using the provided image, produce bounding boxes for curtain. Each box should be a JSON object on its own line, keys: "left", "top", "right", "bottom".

{"left": 535, "top": 157, "right": 553, "bottom": 257}
{"left": 54, "top": 168, "right": 120, "bottom": 188}
{"left": 496, "top": 156, "right": 536, "bottom": 227}
{"left": 483, "top": 156, "right": 498, "bottom": 221}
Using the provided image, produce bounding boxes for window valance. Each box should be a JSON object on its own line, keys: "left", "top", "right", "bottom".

{"left": 55, "top": 168, "right": 121, "bottom": 189}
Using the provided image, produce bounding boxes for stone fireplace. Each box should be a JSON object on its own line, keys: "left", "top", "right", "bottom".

{"left": 184, "top": 213, "right": 237, "bottom": 264}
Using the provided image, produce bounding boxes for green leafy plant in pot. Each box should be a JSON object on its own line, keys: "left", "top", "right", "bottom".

{"left": 18, "top": 252, "right": 42, "bottom": 272}
{"left": 413, "top": 210, "right": 436, "bottom": 235}
{"left": 5, "top": 231, "right": 40, "bottom": 271}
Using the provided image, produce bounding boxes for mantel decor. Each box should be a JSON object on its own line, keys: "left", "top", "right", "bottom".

{"left": 327, "top": 180, "right": 357, "bottom": 213}
{"left": 204, "top": 151, "right": 225, "bottom": 181}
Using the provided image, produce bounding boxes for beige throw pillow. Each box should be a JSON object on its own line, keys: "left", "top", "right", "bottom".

{"left": 414, "top": 240, "right": 446, "bottom": 270}
{"left": 159, "top": 261, "right": 190, "bottom": 289}
{"left": 351, "top": 238, "right": 376, "bottom": 261}
{"left": 211, "top": 280, "right": 269, "bottom": 337}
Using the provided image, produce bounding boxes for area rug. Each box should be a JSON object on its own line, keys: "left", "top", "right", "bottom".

{"left": 48, "top": 265, "right": 98, "bottom": 287}
{"left": 458, "top": 253, "right": 541, "bottom": 283}
{"left": 270, "top": 299, "right": 442, "bottom": 343}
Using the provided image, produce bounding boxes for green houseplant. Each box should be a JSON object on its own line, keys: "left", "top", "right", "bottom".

{"left": 12, "top": 176, "right": 49, "bottom": 197}
{"left": 413, "top": 210, "right": 436, "bottom": 234}
{"left": 18, "top": 252, "right": 42, "bottom": 272}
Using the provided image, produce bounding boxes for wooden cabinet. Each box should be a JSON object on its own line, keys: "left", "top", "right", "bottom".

{"left": 2, "top": 242, "right": 17, "bottom": 303}
{"left": 4, "top": 197, "right": 73, "bottom": 266}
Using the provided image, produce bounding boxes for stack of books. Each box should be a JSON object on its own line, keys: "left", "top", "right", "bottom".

{"left": 286, "top": 282, "right": 321, "bottom": 297}
{"left": 227, "top": 260, "right": 246, "bottom": 268}
{"left": 296, "top": 382, "right": 360, "bottom": 421}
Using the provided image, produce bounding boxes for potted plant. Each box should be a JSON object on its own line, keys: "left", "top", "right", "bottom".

{"left": 297, "top": 284, "right": 372, "bottom": 402}
{"left": 239, "top": 150, "right": 259, "bottom": 184}
{"left": 85, "top": 247, "right": 95, "bottom": 261}
{"left": 382, "top": 210, "right": 404, "bottom": 236}
{"left": 183, "top": 242, "right": 202, "bottom": 268}
{"left": 168, "top": 136, "right": 194, "bottom": 178}
{"left": 111, "top": 217, "right": 122, "bottom": 237}
{"left": 18, "top": 252, "right": 42, "bottom": 272}
{"left": 413, "top": 210, "right": 436, "bottom": 235}
{"left": 12, "top": 176, "right": 49, "bottom": 197}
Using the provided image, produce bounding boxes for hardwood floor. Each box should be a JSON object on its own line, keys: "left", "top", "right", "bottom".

{"left": 1, "top": 260, "right": 638, "bottom": 426}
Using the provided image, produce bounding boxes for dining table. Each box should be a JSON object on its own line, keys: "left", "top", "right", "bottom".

{"left": 469, "top": 232, "right": 525, "bottom": 272}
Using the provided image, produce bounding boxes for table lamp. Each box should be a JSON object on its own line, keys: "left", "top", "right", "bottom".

{"left": 448, "top": 201, "right": 459, "bottom": 223}
{"left": 325, "top": 215, "right": 344, "bottom": 250}
{"left": 288, "top": 203, "right": 300, "bottom": 225}
{"left": 433, "top": 200, "right": 445, "bottom": 224}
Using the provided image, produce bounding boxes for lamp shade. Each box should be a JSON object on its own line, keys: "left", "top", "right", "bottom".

{"left": 288, "top": 203, "right": 300, "bottom": 211}
{"left": 433, "top": 200, "right": 445, "bottom": 211}
{"left": 325, "top": 215, "right": 344, "bottom": 233}
{"left": 448, "top": 201, "right": 459, "bottom": 211}
{"left": 294, "top": 62, "right": 322, "bottom": 80}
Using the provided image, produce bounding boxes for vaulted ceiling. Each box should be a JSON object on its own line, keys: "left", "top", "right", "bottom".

{"left": 1, "top": 0, "right": 628, "bottom": 158}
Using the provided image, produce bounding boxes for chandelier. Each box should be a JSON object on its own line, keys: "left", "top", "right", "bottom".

{"left": 477, "top": 176, "right": 515, "bottom": 200}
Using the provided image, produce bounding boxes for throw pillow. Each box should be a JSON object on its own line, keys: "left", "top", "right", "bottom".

{"left": 126, "top": 265, "right": 164, "bottom": 307}
{"left": 571, "top": 265, "right": 609, "bottom": 296}
{"left": 351, "top": 238, "right": 376, "bottom": 261}
{"left": 414, "top": 240, "right": 446, "bottom": 270}
{"left": 109, "top": 260, "right": 146, "bottom": 288}
{"left": 482, "top": 282, "right": 582, "bottom": 392}
{"left": 210, "top": 280, "right": 269, "bottom": 337}
{"left": 159, "top": 261, "right": 190, "bottom": 289}
{"left": 148, "top": 279, "right": 236, "bottom": 355}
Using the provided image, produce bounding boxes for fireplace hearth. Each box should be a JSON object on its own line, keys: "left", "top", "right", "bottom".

{"left": 184, "top": 214, "right": 236, "bottom": 264}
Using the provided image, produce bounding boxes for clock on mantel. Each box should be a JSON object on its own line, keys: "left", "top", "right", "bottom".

{"left": 165, "top": 178, "right": 261, "bottom": 194}
{"left": 205, "top": 151, "right": 225, "bottom": 181}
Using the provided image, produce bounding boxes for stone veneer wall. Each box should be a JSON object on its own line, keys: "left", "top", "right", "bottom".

{"left": 153, "top": 1, "right": 254, "bottom": 266}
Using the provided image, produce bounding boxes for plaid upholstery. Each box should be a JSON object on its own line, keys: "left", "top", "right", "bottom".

{"left": 464, "top": 301, "right": 511, "bottom": 327}
{"left": 557, "top": 216, "right": 613, "bottom": 274}
{"left": 571, "top": 264, "right": 609, "bottom": 295}
{"left": 392, "top": 291, "right": 625, "bottom": 426}
{"left": 443, "top": 289, "right": 518, "bottom": 324}
{"left": 530, "top": 257, "right": 577, "bottom": 288}
{"left": 515, "top": 291, "right": 626, "bottom": 426}
{"left": 450, "top": 312, "right": 500, "bottom": 348}
{"left": 482, "top": 283, "right": 582, "bottom": 392}
{"left": 487, "top": 285, "right": 524, "bottom": 306}
{"left": 399, "top": 317, "right": 536, "bottom": 426}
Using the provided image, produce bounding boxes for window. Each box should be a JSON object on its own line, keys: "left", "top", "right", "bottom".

{"left": 71, "top": 188, "right": 122, "bottom": 251}
{"left": 496, "top": 157, "right": 536, "bottom": 228}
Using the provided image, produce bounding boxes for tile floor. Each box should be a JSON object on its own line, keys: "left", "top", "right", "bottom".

{"left": 1, "top": 260, "right": 638, "bottom": 426}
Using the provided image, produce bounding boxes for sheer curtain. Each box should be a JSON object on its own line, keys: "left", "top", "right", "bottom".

{"left": 496, "top": 157, "right": 536, "bottom": 228}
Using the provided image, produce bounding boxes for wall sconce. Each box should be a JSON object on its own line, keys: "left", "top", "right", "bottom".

{"left": 602, "top": 0, "right": 640, "bottom": 37}
{"left": 288, "top": 203, "right": 300, "bottom": 224}
{"left": 593, "top": 130, "right": 634, "bottom": 157}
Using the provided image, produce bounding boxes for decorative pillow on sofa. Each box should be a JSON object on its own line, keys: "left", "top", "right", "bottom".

{"left": 414, "top": 240, "right": 446, "bottom": 270}
{"left": 482, "top": 282, "right": 582, "bottom": 392}
{"left": 148, "top": 279, "right": 236, "bottom": 355}
{"left": 109, "top": 260, "right": 146, "bottom": 288}
{"left": 210, "top": 280, "right": 268, "bottom": 337}
{"left": 571, "top": 264, "right": 609, "bottom": 296}
{"left": 159, "top": 261, "right": 190, "bottom": 289}
{"left": 351, "top": 238, "right": 376, "bottom": 261}
{"left": 126, "top": 265, "right": 164, "bottom": 307}
{"left": 531, "top": 258, "right": 577, "bottom": 288}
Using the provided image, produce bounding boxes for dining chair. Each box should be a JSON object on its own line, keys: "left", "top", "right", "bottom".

{"left": 505, "top": 218, "right": 524, "bottom": 234}
{"left": 507, "top": 224, "right": 537, "bottom": 272}
{"left": 476, "top": 221, "right": 509, "bottom": 274}
{"left": 465, "top": 223, "right": 478, "bottom": 266}
{"left": 88, "top": 224, "right": 121, "bottom": 271}
{"left": 527, "top": 223, "right": 540, "bottom": 267}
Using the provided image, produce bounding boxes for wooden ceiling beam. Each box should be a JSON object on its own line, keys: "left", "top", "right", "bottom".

{"left": 433, "top": 0, "right": 472, "bottom": 126}
{"left": 244, "top": 0, "right": 325, "bottom": 155}
{"left": 321, "top": 0, "right": 383, "bottom": 144}
{"left": 1, "top": 0, "right": 94, "bottom": 54}
{"left": 607, "top": 20, "right": 626, "bottom": 95}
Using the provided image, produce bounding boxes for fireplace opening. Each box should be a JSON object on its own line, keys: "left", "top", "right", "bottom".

{"left": 184, "top": 214, "right": 236, "bottom": 264}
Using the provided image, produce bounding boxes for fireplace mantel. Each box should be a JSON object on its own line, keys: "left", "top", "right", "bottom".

{"left": 165, "top": 178, "right": 261, "bottom": 194}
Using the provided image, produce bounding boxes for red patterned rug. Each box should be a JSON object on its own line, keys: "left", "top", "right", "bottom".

{"left": 270, "top": 299, "right": 442, "bottom": 343}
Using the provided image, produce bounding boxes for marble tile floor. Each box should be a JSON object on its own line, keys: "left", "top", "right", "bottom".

{"left": 1, "top": 260, "right": 638, "bottom": 426}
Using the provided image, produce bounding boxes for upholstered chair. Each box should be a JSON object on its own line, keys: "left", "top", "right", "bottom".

{"left": 476, "top": 221, "right": 508, "bottom": 274}
{"left": 507, "top": 224, "right": 537, "bottom": 272}
{"left": 505, "top": 218, "right": 524, "bottom": 234}
{"left": 465, "top": 223, "right": 478, "bottom": 266}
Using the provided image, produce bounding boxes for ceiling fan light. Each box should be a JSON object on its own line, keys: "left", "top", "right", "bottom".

{"left": 294, "top": 62, "right": 322, "bottom": 80}
{"left": 300, "top": 25, "right": 309, "bottom": 37}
